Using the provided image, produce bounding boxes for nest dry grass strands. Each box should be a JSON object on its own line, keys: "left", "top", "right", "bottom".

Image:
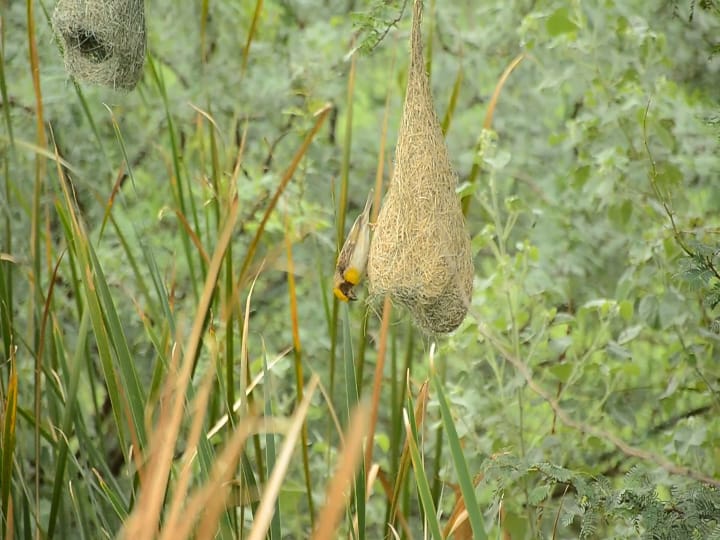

{"left": 52, "top": 0, "right": 146, "bottom": 90}
{"left": 368, "top": 0, "right": 473, "bottom": 334}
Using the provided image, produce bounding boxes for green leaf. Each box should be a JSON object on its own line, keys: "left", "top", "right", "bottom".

{"left": 607, "top": 199, "right": 633, "bottom": 226}
{"left": 673, "top": 422, "right": 707, "bottom": 454}
{"left": 549, "top": 336, "right": 572, "bottom": 357}
{"left": 573, "top": 165, "right": 591, "bottom": 188}
{"left": 549, "top": 362, "right": 573, "bottom": 383}
{"left": 638, "top": 296, "right": 659, "bottom": 327}
{"left": 432, "top": 367, "right": 488, "bottom": 540}
{"left": 617, "top": 324, "right": 642, "bottom": 345}
{"left": 655, "top": 161, "right": 683, "bottom": 192}
{"left": 0, "top": 354, "right": 17, "bottom": 540}
{"left": 619, "top": 300, "right": 634, "bottom": 322}
{"left": 483, "top": 149, "right": 511, "bottom": 170}
{"left": 547, "top": 8, "right": 579, "bottom": 36}
{"left": 606, "top": 341, "right": 632, "bottom": 359}
{"left": 403, "top": 408, "right": 443, "bottom": 540}
{"left": 528, "top": 483, "right": 552, "bottom": 505}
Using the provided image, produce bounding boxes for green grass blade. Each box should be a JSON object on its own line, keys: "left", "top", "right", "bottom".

{"left": 1, "top": 348, "right": 17, "bottom": 539}
{"left": 330, "top": 50, "right": 357, "bottom": 403}
{"left": 72, "top": 81, "right": 109, "bottom": 164}
{"left": 0, "top": 23, "right": 13, "bottom": 146}
{"left": 431, "top": 351, "right": 488, "bottom": 540}
{"left": 0, "top": 258, "right": 13, "bottom": 362}
{"left": 68, "top": 482, "right": 89, "bottom": 540}
{"left": 341, "top": 306, "right": 365, "bottom": 539}
{"left": 137, "top": 227, "right": 175, "bottom": 336}
{"left": 86, "top": 243, "right": 148, "bottom": 447}
{"left": 47, "top": 309, "right": 91, "bottom": 539}
{"left": 147, "top": 54, "right": 200, "bottom": 301}
{"left": 430, "top": 358, "right": 447, "bottom": 506}
{"left": 55, "top": 194, "right": 129, "bottom": 460}
{"left": 403, "top": 406, "right": 442, "bottom": 540}
{"left": 441, "top": 66, "right": 463, "bottom": 136}
{"left": 73, "top": 422, "right": 128, "bottom": 520}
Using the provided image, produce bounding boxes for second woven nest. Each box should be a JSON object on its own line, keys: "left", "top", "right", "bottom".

{"left": 367, "top": 0, "right": 473, "bottom": 334}
{"left": 52, "top": 0, "right": 146, "bottom": 90}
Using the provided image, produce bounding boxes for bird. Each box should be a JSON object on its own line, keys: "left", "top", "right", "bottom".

{"left": 333, "top": 190, "right": 374, "bottom": 302}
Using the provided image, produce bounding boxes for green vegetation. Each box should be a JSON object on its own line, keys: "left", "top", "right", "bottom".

{"left": 1, "top": 0, "right": 719, "bottom": 538}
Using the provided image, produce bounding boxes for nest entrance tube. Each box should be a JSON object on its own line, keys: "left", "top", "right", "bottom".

{"left": 52, "top": 0, "right": 147, "bottom": 90}
{"left": 367, "top": 0, "right": 473, "bottom": 334}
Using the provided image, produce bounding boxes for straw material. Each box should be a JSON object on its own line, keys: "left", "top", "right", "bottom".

{"left": 367, "top": 0, "right": 473, "bottom": 334}
{"left": 52, "top": 0, "right": 146, "bottom": 90}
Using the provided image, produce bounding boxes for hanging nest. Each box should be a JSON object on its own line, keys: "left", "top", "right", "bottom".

{"left": 367, "top": 0, "right": 473, "bottom": 334}
{"left": 52, "top": 0, "right": 146, "bottom": 90}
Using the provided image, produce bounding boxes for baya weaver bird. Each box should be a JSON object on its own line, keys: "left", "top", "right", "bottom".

{"left": 333, "top": 191, "right": 374, "bottom": 302}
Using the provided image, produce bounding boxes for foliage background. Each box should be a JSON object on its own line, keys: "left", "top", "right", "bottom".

{"left": 1, "top": 0, "right": 719, "bottom": 538}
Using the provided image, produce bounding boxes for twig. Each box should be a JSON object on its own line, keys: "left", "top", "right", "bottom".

{"left": 366, "top": 0, "right": 409, "bottom": 54}
{"left": 642, "top": 100, "right": 693, "bottom": 257}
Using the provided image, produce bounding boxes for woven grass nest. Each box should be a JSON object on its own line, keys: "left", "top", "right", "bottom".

{"left": 52, "top": 0, "right": 146, "bottom": 90}
{"left": 367, "top": 0, "right": 473, "bottom": 334}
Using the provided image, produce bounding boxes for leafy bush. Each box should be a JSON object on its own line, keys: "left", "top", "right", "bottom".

{"left": 1, "top": 0, "right": 719, "bottom": 538}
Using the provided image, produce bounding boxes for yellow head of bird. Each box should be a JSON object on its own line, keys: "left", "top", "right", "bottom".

{"left": 333, "top": 190, "right": 374, "bottom": 302}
